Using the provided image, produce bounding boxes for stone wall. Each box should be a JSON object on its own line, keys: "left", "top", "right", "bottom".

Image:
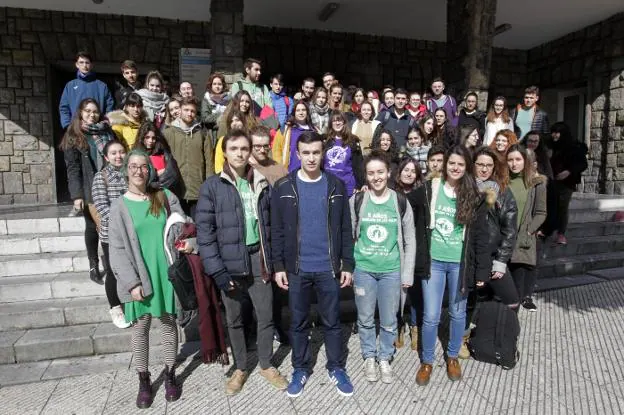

{"left": 525, "top": 12, "right": 624, "bottom": 194}
{"left": 0, "top": 7, "right": 211, "bottom": 204}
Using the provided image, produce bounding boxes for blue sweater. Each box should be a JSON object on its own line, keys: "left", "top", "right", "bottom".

{"left": 270, "top": 91, "right": 293, "bottom": 130}
{"left": 59, "top": 71, "right": 115, "bottom": 128}
{"left": 297, "top": 173, "right": 332, "bottom": 272}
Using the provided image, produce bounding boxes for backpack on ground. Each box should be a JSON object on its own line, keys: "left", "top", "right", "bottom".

{"left": 468, "top": 300, "right": 520, "bottom": 369}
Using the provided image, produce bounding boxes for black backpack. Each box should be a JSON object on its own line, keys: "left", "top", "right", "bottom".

{"left": 167, "top": 254, "right": 198, "bottom": 311}
{"left": 468, "top": 301, "right": 520, "bottom": 369}
{"left": 353, "top": 191, "right": 407, "bottom": 222}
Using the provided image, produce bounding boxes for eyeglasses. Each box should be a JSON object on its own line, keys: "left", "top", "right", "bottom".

{"left": 128, "top": 164, "right": 149, "bottom": 172}
{"left": 252, "top": 144, "right": 270, "bottom": 151}
{"left": 475, "top": 162, "right": 494, "bottom": 170}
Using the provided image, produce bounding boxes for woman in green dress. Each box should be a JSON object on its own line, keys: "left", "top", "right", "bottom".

{"left": 109, "top": 150, "right": 192, "bottom": 409}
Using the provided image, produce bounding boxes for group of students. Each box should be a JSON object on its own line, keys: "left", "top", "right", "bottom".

{"left": 58, "top": 52, "right": 588, "bottom": 408}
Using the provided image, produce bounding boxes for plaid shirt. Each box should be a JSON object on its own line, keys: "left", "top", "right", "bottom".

{"left": 91, "top": 164, "right": 127, "bottom": 243}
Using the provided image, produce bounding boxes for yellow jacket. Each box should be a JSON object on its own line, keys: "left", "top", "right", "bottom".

{"left": 108, "top": 110, "right": 141, "bottom": 148}
{"left": 271, "top": 125, "right": 312, "bottom": 169}
{"left": 214, "top": 136, "right": 226, "bottom": 173}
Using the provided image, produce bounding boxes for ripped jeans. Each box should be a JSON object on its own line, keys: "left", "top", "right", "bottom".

{"left": 354, "top": 269, "right": 401, "bottom": 361}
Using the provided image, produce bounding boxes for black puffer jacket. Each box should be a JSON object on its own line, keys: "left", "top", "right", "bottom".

{"left": 482, "top": 186, "right": 518, "bottom": 274}
{"left": 196, "top": 165, "right": 272, "bottom": 290}
{"left": 408, "top": 176, "right": 490, "bottom": 293}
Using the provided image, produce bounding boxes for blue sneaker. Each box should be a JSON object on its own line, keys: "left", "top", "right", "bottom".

{"left": 328, "top": 368, "right": 354, "bottom": 397}
{"left": 287, "top": 370, "right": 308, "bottom": 398}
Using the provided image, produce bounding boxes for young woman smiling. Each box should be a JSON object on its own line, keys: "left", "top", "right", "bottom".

{"left": 272, "top": 101, "right": 313, "bottom": 171}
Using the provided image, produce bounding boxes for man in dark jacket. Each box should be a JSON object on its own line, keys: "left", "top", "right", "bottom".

{"left": 376, "top": 88, "right": 415, "bottom": 148}
{"left": 59, "top": 51, "right": 115, "bottom": 129}
{"left": 510, "top": 85, "right": 550, "bottom": 140}
{"left": 114, "top": 60, "right": 141, "bottom": 109}
{"left": 458, "top": 92, "right": 486, "bottom": 140}
{"left": 196, "top": 129, "right": 287, "bottom": 396}
{"left": 271, "top": 131, "right": 355, "bottom": 398}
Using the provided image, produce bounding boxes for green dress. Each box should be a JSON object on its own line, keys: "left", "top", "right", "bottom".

{"left": 123, "top": 196, "right": 176, "bottom": 322}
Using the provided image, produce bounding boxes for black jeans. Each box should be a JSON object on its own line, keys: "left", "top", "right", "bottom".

{"left": 100, "top": 242, "right": 122, "bottom": 308}
{"left": 83, "top": 205, "right": 99, "bottom": 263}
{"left": 221, "top": 273, "right": 274, "bottom": 371}
{"left": 288, "top": 271, "right": 344, "bottom": 372}
{"left": 510, "top": 263, "right": 537, "bottom": 300}
{"left": 554, "top": 181, "right": 574, "bottom": 235}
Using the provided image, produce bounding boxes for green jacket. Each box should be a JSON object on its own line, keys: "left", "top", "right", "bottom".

{"left": 511, "top": 174, "right": 547, "bottom": 266}
{"left": 163, "top": 120, "right": 214, "bottom": 200}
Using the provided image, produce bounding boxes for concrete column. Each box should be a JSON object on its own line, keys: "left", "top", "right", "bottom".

{"left": 210, "top": 0, "right": 244, "bottom": 83}
{"left": 444, "top": 0, "right": 497, "bottom": 111}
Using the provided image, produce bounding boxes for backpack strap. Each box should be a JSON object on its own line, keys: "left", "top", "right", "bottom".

{"left": 396, "top": 192, "right": 407, "bottom": 219}
{"left": 353, "top": 191, "right": 364, "bottom": 226}
{"left": 237, "top": 81, "right": 243, "bottom": 93}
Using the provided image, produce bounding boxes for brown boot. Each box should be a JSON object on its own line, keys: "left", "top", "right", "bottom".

{"left": 446, "top": 358, "right": 462, "bottom": 381}
{"left": 458, "top": 334, "right": 471, "bottom": 359}
{"left": 410, "top": 326, "right": 419, "bottom": 351}
{"left": 225, "top": 369, "right": 248, "bottom": 395}
{"left": 415, "top": 364, "right": 432, "bottom": 386}
{"left": 394, "top": 324, "right": 405, "bottom": 348}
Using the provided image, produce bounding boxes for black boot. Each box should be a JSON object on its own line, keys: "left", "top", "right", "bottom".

{"left": 89, "top": 258, "right": 104, "bottom": 285}
{"left": 164, "top": 366, "right": 181, "bottom": 402}
{"left": 136, "top": 371, "right": 153, "bottom": 409}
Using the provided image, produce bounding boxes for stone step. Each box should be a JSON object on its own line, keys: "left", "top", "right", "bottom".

{"left": 0, "top": 296, "right": 110, "bottom": 331}
{"left": 0, "top": 232, "right": 85, "bottom": 255}
{"left": 0, "top": 252, "right": 89, "bottom": 278}
{"left": 541, "top": 234, "right": 624, "bottom": 260}
{"left": 3, "top": 320, "right": 199, "bottom": 363}
{"left": 565, "top": 221, "right": 624, "bottom": 238}
{"left": 538, "top": 251, "right": 624, "bottom": 278}
{"left": 0, "top": 216, "right": 84, "bottom": 236}
{"left": 0, "top": 272, "right": 104, "bottom": 303}
{"left": 568, "top": 209, "right": 620, "bottom": 223}
{"left": 569, "top": 194, "right": 624, "bottom": 211}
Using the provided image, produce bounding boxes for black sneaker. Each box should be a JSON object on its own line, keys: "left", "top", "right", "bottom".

{"left": 89, "top": 262, "right": 104, "bottom": 285}
{"left": 522, "top": 298, "right": 537, "bottom": 312}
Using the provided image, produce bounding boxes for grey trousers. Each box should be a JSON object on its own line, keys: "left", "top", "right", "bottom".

{"left": 221, "top": 269, "right": 274, "bottom": 371}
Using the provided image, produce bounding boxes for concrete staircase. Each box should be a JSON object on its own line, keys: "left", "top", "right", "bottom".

{"left": 0, "top": 205, "right": 197, "bottom": 365}
{"left": 1, "top": 194, "right": 623, "bottom": 364}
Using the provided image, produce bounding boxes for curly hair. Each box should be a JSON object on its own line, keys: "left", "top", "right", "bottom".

{"left": 442, "top": 146, "right": 480, "bottom": 225}
{"left": 371, "top": 129, "right": 399, "bottom": 162}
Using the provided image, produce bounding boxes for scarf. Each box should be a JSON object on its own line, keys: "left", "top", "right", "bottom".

{"left": 83, "top": 121, "right": 113, "bottom": 171}
{"left": 205, "top": 91, "right": 230, "bottom": 107}
{"left": 177, "top": 223, "right": 228, "bottom": 365}
{"left": 405, "top": 145, "right": 420, "bottom": 159}
{"left": 477, "top": 178, "right": 500, "bottom": 201}
{"left": 310, "top": 103, "right": 330, "bottom": 134}
{"left": 137, "top": 89, "right": 169, "bottom": 121}
{"left": 172, "top": 118, "right": 201, "bottom": 135}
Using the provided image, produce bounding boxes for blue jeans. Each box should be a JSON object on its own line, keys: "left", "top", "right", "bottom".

{"left": 354, "top": 269, "right": 401, "bottom": 361}
{"left": 421, "top": 259, "right": 467, "bottom": 364}
{"left": 288, "top": 271, "right": 344, "bottom": 372}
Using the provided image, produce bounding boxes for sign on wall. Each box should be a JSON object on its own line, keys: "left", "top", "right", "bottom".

{"left": 179, "top": 48, "right": 212, "bottom": 95}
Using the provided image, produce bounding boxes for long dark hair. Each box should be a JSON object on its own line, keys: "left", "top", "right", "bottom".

{"left": 474, "top": 146, "right": 508, "bottom": 191}
{"left": 59, "top": 98, "right": 101, "bottom": 151}
{"left": 442, "top": 146, "right": 480, "bottom": 225}
{"left": 507, "top": 144, "right": 537, "bottom": 188}
{"left": 550, "top": 121, "right": 574, "bottom": 144}
{"left": 326, "top": 110, "right": 358, "bottom": 147}
{"left": 395, "top": 157, "right": 423, "bottom": 192}
{"left": 371, "top": 129, "right": 399, "bottom": 161}
{"left": 285, "top": 101, "right": 311, "bottom": 127}
{"left": 486, "top": 96, "right": 511, "bottom": 123}
{"left": 133, "top": 121, "right": 170, "bottom": 155}
{"left": 432, "top": 108, "right": 448, "bottom": 146}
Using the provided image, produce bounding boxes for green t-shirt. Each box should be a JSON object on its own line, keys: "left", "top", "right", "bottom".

{"left": 235, "top": 177, "right": 260, "bottom": 246}
{"left": 430, "top": 182, "right": 464, "bottom": 263}
{"left": 354, "top": 195, "right": 400, "bottom": 273}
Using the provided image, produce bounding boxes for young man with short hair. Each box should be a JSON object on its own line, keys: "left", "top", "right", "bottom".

{"left": 196, "top": 129, "right": 288, "bottom": 395}
{"left": 59, "top": 51, "right": 115, "bottom": 129}
{"left": 426, "top": 145, "right": 445, "bottom": 176}
{"left": 163, "top": 97, "right": 213, "bottom": 217}
{"left": 458, "top": 92, "right": 486, "bottom": 139}
{"left": 248, "top": 125, "right": 288, "bottom": 186}
{"left": 271, "top": 131, "right": 355, "bottom": 398}
{"left": 179, "top": 81, "right": 194, "bottom": 98}
{"left": 269, "top": 74, "right": 293, "bottom": 131}
{"left": 115, "top": 60, "right": 141, "bottom": 109}
{"left": 230, "top": 58, "right": 273, "bottom": 111}
{"left": 426, "top": 78, "right": 458, "bottom": 128}
{"left": 322, "top": 72, "right": 336, "bottom": 91}
{"left": 376, "top": 88, "right": 415, "bottom": 148}
{"left": 510, "top": 86, "right": 550, "bottom": 140}
{"left": 294, "top": 77, "right": 315, "bottom": 103}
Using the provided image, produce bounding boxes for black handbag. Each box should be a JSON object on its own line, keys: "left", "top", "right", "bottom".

{"left": 167, "top": 254, "right": 198, "bottom": 311}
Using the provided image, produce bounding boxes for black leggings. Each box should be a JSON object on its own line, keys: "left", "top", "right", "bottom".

{"left": 83, "top": 205, "right": 99, "bottom": 262}
{"left": 510, "top": 263, "right": 537, "bottom": 300}
{"left": 101, "top": 242, "right": 122, "bottom": 308}
{"left": 554, "top": 181, "right": 574, "bottom": 235}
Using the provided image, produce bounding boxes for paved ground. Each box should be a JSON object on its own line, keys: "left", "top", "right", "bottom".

{"left": 2, "top": 279, "right": 624, "bottom": 414}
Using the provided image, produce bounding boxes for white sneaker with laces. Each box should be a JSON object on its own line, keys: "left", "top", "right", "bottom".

{"left": 110, "top": 305, "right": 131, "bottom": 329}
{"left": 379, "top": 360, "right": 393, "bottom": 384}
{"left": 364, "top": 357, "right": 378, "bottom": 382}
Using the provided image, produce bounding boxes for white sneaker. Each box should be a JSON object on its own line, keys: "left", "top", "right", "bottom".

{"left": 364, "top": 357, "right": 378, "bottom": 382}
{"left": 110, "top": 305, "right": 131, "bottom": 329}
{"left": 379, "top": 360, "right": 393, "bottom": 384}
